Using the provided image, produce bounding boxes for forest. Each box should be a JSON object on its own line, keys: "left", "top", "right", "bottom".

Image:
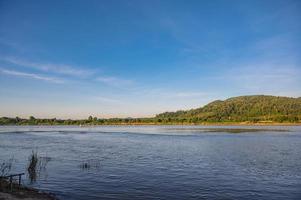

{"left": 1, "top": 95, "right": 301, "bottom": 125}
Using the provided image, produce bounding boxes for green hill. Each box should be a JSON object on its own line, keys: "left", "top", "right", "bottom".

{"left": 156, "top": 95, "right": 301, "bottom": 123}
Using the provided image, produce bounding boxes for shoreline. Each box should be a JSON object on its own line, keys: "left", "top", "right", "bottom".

{"left": 0, "top": 180, "right": 57, "bottom": 200}
{"left": 0, "top": 122, "right": 300, "bottom": 126}
{"left": 0, "top": 191, "right": 56, "bottom": 200}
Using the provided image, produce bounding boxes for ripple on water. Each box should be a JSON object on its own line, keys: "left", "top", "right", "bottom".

{"left": 0, "top": 125, "right": 301, "bottom": 200}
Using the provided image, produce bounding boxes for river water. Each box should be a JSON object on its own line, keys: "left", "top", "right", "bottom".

{"left": 0, "top": 125, "right": 300, "bottom": 200}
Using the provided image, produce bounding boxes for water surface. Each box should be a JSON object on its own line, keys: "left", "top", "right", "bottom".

{"left": 0, "top": 125, "right": 300, "bottom": 200}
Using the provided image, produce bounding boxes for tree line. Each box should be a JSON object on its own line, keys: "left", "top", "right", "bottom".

{"left": 1, "top": 95, "right": 300, "bottom": 125}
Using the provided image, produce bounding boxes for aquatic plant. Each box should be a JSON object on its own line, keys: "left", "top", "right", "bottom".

{"left": 79, "top": 159, "right": 101, "bottom": 171}
{"left": 27, "top": 151, "right": 51, "bottom": 184}
{"left": 27, "top": 151, "right": 38, "bottom": 183}
{"left": 0, "top": 158, "right": 15, "bottom": 191}
{"left": 0, "top": 158, "right": 14, "bottom": 176}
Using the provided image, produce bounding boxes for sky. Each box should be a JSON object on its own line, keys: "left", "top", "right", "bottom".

{"left": 0, "top": 0, "right": 300, "bottom": 119}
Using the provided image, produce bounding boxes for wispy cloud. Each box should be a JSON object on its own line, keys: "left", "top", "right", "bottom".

{"left": 1, "top": 57, "right": 94, "bottom": 77}
{"left": 96, "top": 76, "right": 134, "bottom": 88}
{"left": 0, "top": 56, "right": 136, "bottom": 89}
{"left": 0, "top": 68, "right": 64, "bottom": 83}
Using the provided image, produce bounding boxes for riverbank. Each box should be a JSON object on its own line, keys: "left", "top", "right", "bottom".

{"left": 1, "top": 122, "right": 300, "bottom": 126}
{"left": 0, "top": 191, "right": 56, "bottom": 200}
{"left": 101, "top": 122, "right": 301, "bottom": 126}
{"left": 0, "top": 180, "right": 57, "bottom": 200}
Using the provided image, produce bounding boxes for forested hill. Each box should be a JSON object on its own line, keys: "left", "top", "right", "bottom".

{"left": 156, "top": 95, "right": 301, "bottom": 123}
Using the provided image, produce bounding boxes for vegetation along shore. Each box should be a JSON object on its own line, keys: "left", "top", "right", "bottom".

{"left": 1, "top": 95, "right": 300, "bottom": 126}
{"left": 0, "top": 153, "right": 57, "bottom": 200}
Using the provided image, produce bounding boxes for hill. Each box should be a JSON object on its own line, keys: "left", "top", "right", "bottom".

{"left": 155, "top": 95, "right": 301, "bottom": 123}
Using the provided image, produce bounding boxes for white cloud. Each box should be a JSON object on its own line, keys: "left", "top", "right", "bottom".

{"left": 0, "top": 68, "right": 64, "bottom": 84}
{"left": 1, "top": 57, "right": 94, "bottom": 77}
{"left": 0, "top": 56, "right": 136, "bottom": 89}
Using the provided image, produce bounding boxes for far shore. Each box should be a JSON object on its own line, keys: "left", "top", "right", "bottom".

{"left": 1, "top": 122, "right": 300, "bottom": 126}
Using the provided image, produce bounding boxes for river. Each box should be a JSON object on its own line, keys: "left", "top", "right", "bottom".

{"left": 0, "top": 125, "right": 300, "bottom": 200}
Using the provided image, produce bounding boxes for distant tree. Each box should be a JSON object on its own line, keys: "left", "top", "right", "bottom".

{"left": 29, "top": 116, "right": 35, "bottom": 121}
{"left": 0, "top": 95, "right": 300, "bottom": 125}
{"left": 15, "top": 116, "right": 21, "bottom": 122}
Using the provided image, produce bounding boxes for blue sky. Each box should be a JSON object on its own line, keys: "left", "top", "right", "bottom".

{"left": 0, "top": 0, "right": 300, "bottom": 119}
